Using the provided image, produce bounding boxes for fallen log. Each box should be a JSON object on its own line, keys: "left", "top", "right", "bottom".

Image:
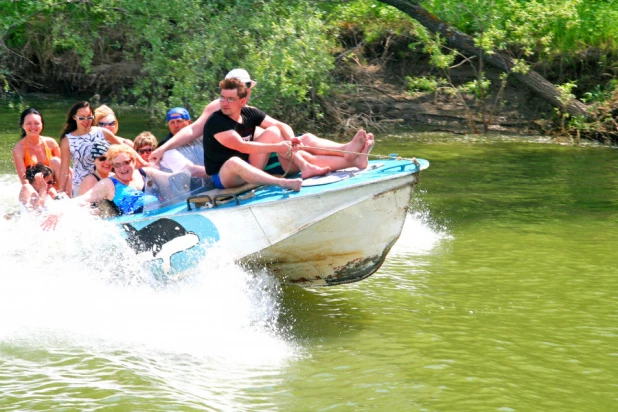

{"left": 378, "top": 0, "right": 591, "bottom": 119}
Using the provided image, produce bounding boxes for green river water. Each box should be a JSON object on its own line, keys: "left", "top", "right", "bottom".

{"left": 0, "top": 98, "right": 616, "bottom": 411}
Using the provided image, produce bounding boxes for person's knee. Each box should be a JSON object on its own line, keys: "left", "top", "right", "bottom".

{"left": 224, "top": 156, "right": 246, "bottom": 171}
{"left": 49, "top": 156, "right": 61, "bottom": 169}
{"left": 297, "top": 150, "right": 316, "bottom": 161}
{"left": 266, "top": 126, "right": 281, "bottom": 137}
{"left": 256, "top": 126, "right": 282, "bottom": 142}
{"left": 299, "top": 133, "right": 315, "bottom": 142}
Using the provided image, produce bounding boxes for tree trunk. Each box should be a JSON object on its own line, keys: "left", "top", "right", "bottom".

{"left": 378, "top": 0, "right": 591, "bottom": 118}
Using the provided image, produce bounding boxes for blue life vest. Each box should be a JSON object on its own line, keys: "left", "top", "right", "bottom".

{"left": 110, "top": 169, "right": 158, "bottom": 214}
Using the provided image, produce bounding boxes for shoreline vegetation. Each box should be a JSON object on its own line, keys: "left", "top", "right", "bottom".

{"left": 1, "top": 0, "right": 617, "bottom": 144}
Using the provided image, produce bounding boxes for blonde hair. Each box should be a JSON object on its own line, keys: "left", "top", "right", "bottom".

{"left": 105, "top": 144, "right": 135, "bottom": 163}
{"left": 94, "top": 105, "right": 119, "bottom": 131}
{"left": 134, "top": 131, "right": 158, "bottom": 151}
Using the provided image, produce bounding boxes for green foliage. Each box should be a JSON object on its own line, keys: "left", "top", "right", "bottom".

{"left": 458, "top": 77, "right": 491, "bottom": 99}
{"left": 421, "top": 0, "right": 617, "bottom": 58}
{"left": 582, "top": 82, "right": 617, "bottom": 104}
{"left": 0, "top": 0, "right": 334, "bottom": 124}
{"left": 238, "top": 2, "right": 334, "bottom": 122}
{"left": 320, "top": 0, "right": 417, "bottom": 42}
{"left": 406, "top": 75, "right": 447, "bottom": 93}
{"left": 413, "top": 28, "right": 456, "bottom": 69}
{"left": 556, "top": 81, "right": 577, "bottom": 108}
{"left": 3, "top": 0, "right": 618, "bottom": 133}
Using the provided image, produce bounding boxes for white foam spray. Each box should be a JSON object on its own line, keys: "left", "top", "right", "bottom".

{"left": 0, "top": 179, "right": 297, "bottom": 368}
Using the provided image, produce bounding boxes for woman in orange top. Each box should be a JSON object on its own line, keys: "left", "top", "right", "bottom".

{"left": 12, "top": 108, "right": 71, "bottom": 193}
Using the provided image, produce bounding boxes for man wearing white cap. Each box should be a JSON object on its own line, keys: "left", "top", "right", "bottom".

{"left": 201, "top": 78, "right": 374, "bottom": 193}
{"left": 149, "top": 68, "right": 371, "bottom": 167}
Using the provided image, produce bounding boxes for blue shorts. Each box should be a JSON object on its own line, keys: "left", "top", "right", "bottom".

{"left": 211, "top": 173, "right": 225, "bottom": 189}
{"left": 213, "top": 153, "right": 283, "bottom": 189}
{"left": 264, "top": 152, "right": 285, "bottom": 175}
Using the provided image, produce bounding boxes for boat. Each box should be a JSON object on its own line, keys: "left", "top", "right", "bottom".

{"left": 111, "top": 158, "right": 429, "bottom": 286}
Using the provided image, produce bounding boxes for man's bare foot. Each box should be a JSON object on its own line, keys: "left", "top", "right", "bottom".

{"left": 354, "top": 137, "right": 375, "bottom": 170}
{"left": 279, "top": 178, "right": 303, "bottom": 192}
{"left": 344, "top": 129, "right": 367, "bottom": 161}
{"left": 299, "top": 162, "right": 331, "bottom": 179}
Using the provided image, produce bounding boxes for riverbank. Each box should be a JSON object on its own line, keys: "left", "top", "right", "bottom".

{"left": 330, "top": 55, "right": 558, "bottom": 137}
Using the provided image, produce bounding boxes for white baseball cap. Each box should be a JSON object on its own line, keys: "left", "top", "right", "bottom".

{"left": 225, "top": 68, "right": 257, "bottom": 87}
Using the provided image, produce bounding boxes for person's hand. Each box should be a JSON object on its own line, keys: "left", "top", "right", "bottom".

{"left": 149, "top": 148, "right": 163, "bottom": 166}
{"left": 134, "top": 154, "right": 148, "bottom": 168}
{"left": 41, "top": 213, "right": 61, "bottom": 231}
{"left": 48, "top": 187, "right": 59, "bottom": 199}
{"left": 290, "top": 137, "right": 303, "bottom": 152}
{"left": 34, "top": 173, "right": 47, "bottom": 195}
{"left": 277, "top": 141, "right": 294, "bottom": 156}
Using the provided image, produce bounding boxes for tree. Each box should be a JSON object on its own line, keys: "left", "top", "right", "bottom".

{"left": 377, "top": 0, "right": 591, "bottom": 118}
{"left": 0, "top": 0, "right": 335, "bottom": 126}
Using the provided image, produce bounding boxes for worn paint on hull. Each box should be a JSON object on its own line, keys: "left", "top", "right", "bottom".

{"left": 241, "top": 178, "right": 414, "bottom": 285}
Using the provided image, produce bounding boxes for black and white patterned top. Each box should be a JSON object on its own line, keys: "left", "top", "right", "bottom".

{"left": 66, "top": 127, "right": 107, "bottom": 191}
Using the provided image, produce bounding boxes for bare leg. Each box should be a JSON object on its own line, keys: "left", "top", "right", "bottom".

{"left": 250, "top": 126, "right": 301, "bottom": 175}
{"left": 296, "top": 151, "right": 353, "bottom": 172}
{"left": 50, "top": 156, "right": 72, "bottom": 194}
{"left": 250, "top": 126, "right": 284, "bottom": 170}
{"left": 250, "top": 127, "right": 330, "bottom": 178}
{"left": 298, "top": 129, "right": 367, "bottom": 162}
{"left": 342, "top": 129, "right": 368, "bottom": 161}
{"left": 296, "top": 135, "right": 374, "bottom": 172}
{"left": 354, "top": 136, "right": 375, "bottom": 170}
{"left": 219, "top": 157, "right": 302, "bottom": 191}
{"left": 297, "top": 133, "right": 345, "bottom": 156}
{"left": 289, "top": 151, "right": 330, "bottom": 179}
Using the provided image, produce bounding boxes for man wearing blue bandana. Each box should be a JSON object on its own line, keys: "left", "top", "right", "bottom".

{"left": 159, "top": 107, "right": 204, "bottom": 169}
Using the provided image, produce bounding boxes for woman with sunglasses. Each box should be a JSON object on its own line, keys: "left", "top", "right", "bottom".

{"left": 19, "top": 163, "right": 58, "bottom": 210}
{"left": 94, "top": 104, "right": 133, "bottom": 147}
{"left": 79, "top": 141, "right": 114, "bottom": 195}
{"left": 58, "top": 101, "right": 144, "bottom": 198}
{"left": 94, "top": 105, "right": 119, "bottom": 135}
{"left": 94, "top": 105, "right": 134, "bottom": 147}
{"left": 133, "top": 131, "right": 158, "bottom": 162}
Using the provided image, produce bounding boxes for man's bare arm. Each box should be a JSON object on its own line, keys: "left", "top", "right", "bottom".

{"left": 260, "top": 115, "right": 296, "bottom": 141}
{"left": 215, "top": 130, "right": 290, "bottom": 155}
{"left": 150, "top": 100, "right": 220, "bottom": 165}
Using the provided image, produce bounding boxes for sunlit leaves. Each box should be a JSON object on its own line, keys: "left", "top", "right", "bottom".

{"left": 419, "top": 0, "right": 618, "bottom": 59}
{"left": 0, "top": 0, "right": 334, "bottom": 124}
{"left": 322, "top": 0, "right": 417, "bottom": 43}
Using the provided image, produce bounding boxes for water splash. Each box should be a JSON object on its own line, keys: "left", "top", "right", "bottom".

{"left": 390, "top": 210, "right": 452, "bottom": 257}
{"left": 0, "top": 186, "right": 297, "bottom": 367}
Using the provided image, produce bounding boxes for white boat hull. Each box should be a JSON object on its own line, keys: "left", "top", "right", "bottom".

{"left": 113, "top": 159, "right": 427, "bottom": 286}
{"left": 243, "top": 178, "right": 413, "bottom": 285}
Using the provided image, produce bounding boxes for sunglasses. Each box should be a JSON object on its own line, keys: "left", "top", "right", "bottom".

{"left": 96, "top": 156, "right": 107, "bottom": 161}
{"left": 98, "top": 121, "right": 116, "bottom": 127}
{"left": 45, "top": 179, "right": 56, "bottom": 186}
{"left": 245, "top": 82, "right": 253, "bottom": 89}
{"left": 75, "top": 115, "right": 95, "bottom": 121}
{"left": 138, "top": 147, "right": 153, "bottom": 154}
{"left": 112, "top": 159, "right": 132, "bottom": 169}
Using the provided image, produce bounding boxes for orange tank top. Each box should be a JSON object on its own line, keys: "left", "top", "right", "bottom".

{"left": 23, "top": 140, "right": 53, "bottom": 167}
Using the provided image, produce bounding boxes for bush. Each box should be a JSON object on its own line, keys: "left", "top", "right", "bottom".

{"left": 0, "top": 0, "right": 334, "bottom": 126}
